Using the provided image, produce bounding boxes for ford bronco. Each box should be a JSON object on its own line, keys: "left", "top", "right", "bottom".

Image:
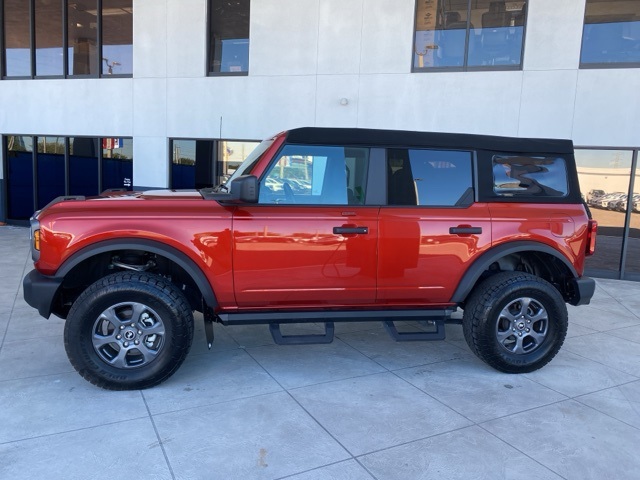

{"left": 23, "top": 127, "right": 597, "bottom": 389}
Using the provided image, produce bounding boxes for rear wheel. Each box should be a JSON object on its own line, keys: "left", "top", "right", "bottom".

{"left": 64, "top": 272, "right": 194, "bottom": 390}
{"left": 462, "top": 272, "right": 567, "bottom": 373}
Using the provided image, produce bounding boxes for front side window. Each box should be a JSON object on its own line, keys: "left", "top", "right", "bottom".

{"left": 259, "top": 145, "right": 369, "bottom": 205}
{"left": 387, "top": 149, "right": 473, "bottom": 206}
{"left": 492, "top": 155, "right": 568, "bottom": 197}
{"left": 413, "top": 0, "right": 527, "bottom": 71}
{"left": 581, "top": 0, "right": 640, "bottom": 66}
{"left": 208, "top": 0, "right": 250, "bottom": 74}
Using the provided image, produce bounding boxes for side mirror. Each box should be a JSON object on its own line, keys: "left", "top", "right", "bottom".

{"left": 229, "top": 175, "right": 259, "bottom": 204}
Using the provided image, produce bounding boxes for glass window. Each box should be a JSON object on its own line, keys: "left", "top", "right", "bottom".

{"left": 101, "top": 0, "right": 133, "bottom": 75}
{"left": 36, "top": 136, "right": 66, "bottom": 209}
{"left": 581, "top": 0, "right": 640, "bottom": 66}
{"left": 492, "top": 155, "right": 568, "bottom": 197}
{"left": 259, "top": 145, "right": 369, "bottom": 205}
{"left": 414, "top": 0, "right": 526, "bottom": 71}
{"left": 3, "top": 0, "right": 31, "bottom": 77}
{"left": 67, "top": 0, "right": 99, "bottom": 76}
{"left": 576, "top": 149, "right": 633, "bottom": 275}
{"left": 208, "top": 0, "right": 250, "bottom": 74}
{"left": 35, "top": 0, "right": 64, "bottom": 76}
{"left": 624, "top": 163, "right": 640, "bottom": 277}
{"left": 69, "top": 137, "right": 99, "bottom": 196}
{"left": 387, "top": 149, "right": 473, "bottom": 206}
{"left": 6, "top": 136, "right": 34, "bottom": 219}
{"left": 102, "top": 137, "right": 132, "bottom": 190}
{"left": 171, "top": 140, "right": 197, "bottom": 189}
{"left": 217, "top": 140, "right": 260, "bottom": 185}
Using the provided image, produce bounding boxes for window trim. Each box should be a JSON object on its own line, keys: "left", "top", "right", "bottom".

{"left": 206, "top": 0, "right": 250, "bottom": 76}
{"left": 1, "top": 0, "right": 132, "bottom": 80}
{"left": 411, "top": 0, "right": 528, "bottom": 73}
{"left": 579, "top": 1, "right": 640, "bottom": 70}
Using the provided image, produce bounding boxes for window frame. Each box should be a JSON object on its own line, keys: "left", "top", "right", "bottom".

{"left": 411, "top": 0, "right": 528, "bottom": 73}
{"left": 206, "top": 0, "right": 250, "bottom": 76}
{"left": 0, "top": 0, "right": 132, "bottom": 80}
{"left": 579, "top": 0, "right": 640, "bottom": 69}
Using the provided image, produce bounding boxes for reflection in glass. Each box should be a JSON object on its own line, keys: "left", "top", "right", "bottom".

{"left": 217, "top": 141, "right": 259, "bottom": 185}
{"left": 413, "top": 0, "right": 526, "bottom": 70}
{"left": 171, "top": 140, "right": 197, "bottom": 189}
{"left": 4, "top": 0, "right": 31, "bottom": 76}
{"left": 70, "top": 137, "right": 99, "bottom": 196}
{"left": 67, "top": 0, "right": 99, "bottom": 75}
{"left": 624, "top": 164, "right": 640, "bottom": 277}
{"left": 209, "top": 0, "right": 250, "bottom": 73}
{"left": 581, "top": 0, "right": 640, "bottom": 65}
{"left": 6, "top": 136, "right": 35, "bottom": 219}
{"left": 37, "top": 137, "right": 66, "bottom": 209}
{"left": 102, "top": 0, "right": 133, "bottom": 75}
{"left": 102, "top": 137, "right": 133, "bottom": 190}
{"left": 576, "top": 149, "right": 633, "bottom": 275}
{"left": 35, "top": 0, "right": 64, "bottom": 76}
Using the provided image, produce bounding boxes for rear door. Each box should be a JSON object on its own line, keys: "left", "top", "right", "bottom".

{"left": 232, "top": 144, "right": 378, "bottom": 308}
{"left": 377, "top": 147, "right": 492, "bottom": 305}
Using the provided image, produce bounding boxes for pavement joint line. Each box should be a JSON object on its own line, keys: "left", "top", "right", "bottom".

{"left": 573, "top": 387, "right": 640, "bottom": 433}
{"left": 141, "top": 390, "right": 177, "bottom": 480}
{"left": 0, "top": 244, "right": 31, "bottom": 352}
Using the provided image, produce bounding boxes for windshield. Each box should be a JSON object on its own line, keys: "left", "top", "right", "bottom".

{"left": 225, "top": 139, "right": 274, "bottom": 185}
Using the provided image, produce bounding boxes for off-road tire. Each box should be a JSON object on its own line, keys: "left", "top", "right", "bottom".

{"left": 462, "top": 271, "right": 567, "bottom": 373}
{"left": 64, "top": 272, "right": 194, "bottom": 390}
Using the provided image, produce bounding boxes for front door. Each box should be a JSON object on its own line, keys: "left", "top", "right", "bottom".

{"left": 232, "top": 144, "right": 378, "bottom": 308}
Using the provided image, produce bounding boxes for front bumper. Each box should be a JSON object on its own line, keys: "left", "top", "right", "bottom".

{"left": 23, "top": 269, "right": 63, "bottom": 319}
{"left": 569, "top": 276, "right": 596, "bottom": 306}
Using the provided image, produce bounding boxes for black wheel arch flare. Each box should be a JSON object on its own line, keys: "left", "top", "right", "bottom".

{"left": 56, "top": 238, "right": 219, "bottom": 309}
{"left": 451, "top": 241, "right": 578, "bottom": 304}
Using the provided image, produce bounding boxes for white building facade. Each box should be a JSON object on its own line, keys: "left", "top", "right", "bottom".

{"left": 1, "top": 0, "right": 640, "bottom": 278}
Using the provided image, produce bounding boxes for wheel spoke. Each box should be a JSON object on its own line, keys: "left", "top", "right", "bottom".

{"left": 496, "top": 329, "right": 513, "bottom": 344}
{"left": 109, "top": 346, "right": 130, "bottom": 369}
{"left": 512, "top": 334, "right": 527, "bottom": 354}
{"left": 517, "top": 297, "right": 532, "bottom": 317}
{"left": 141, "top": 322, "right": 165, "bottom": 336}
{"left": 499, "top": 309, "right": 518, "bottom": 323}
{"left": 528, "top": 309, "right": 548, "bottom": 323}
{"left": 137, "top": 344, "right": 160, "bottom": 364}
{"left": 100, "top": 307, "right": 124, "bottom": 326}
{"left": 129, "top": 303, "right": 148, "bottom": 323}
{"left": 528, "top": 329, "right": 547, "bottom": 345}
{"left": 92, "top": 331, "right": 118, "bottom": 349}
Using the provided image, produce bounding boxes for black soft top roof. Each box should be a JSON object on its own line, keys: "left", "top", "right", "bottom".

{"left": 284, "top": 127, "right": 574, "bottom": 155}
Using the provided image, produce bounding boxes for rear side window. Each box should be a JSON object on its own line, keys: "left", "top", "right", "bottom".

{"left": 387, "top": 149, "right": 473, "bottom": 206}
{"left": 493, "top": 155, "right": 568, "bottom": 197}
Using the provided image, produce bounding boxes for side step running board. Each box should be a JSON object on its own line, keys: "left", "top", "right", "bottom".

{"left": 383, "top": 320, "right": 445, "bottom": 341}
{"left": 270, "top": 322, "right": 335, "bottom": 345}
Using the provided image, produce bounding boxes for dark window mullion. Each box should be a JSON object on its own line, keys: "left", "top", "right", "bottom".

{"left": 97, "top": 0, "right": 103, "bottom": 76}
{"left": 32, "top": 136, "right": 38, "bottom": 212}
{"left": 29, "top": 0, "right": 35, "bottom": 78}
{"left": 62, "top": 0, "right": 68, "bottom": 77}
{"left": 0, "top": 0, "right": 4, "bottom": 78}
{"left": 463, "top": 0, "right": 472, "bottom": 70}
{"left": 620, "top": 150, "right": 638, "bottom": 279}
{"left": 64, "top": 137, "right": 70, "bottom": 195}
{"left": 98, "top": 137, "right": 103, "bottom": 193}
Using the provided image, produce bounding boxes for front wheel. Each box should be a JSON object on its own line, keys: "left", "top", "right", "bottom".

{"left": 64, "top": 273, "right": 194, "bottom": 390}
{"left": 462, "top": 272, "right": 567, "bottom": 373}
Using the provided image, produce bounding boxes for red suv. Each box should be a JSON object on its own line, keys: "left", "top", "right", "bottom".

{"left": 23, "top": 127, "right": 597, "bottom": 389}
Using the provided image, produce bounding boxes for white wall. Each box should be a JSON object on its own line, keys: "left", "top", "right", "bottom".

{"left": 1, "top": 0, "right": 639, "bottom": 190}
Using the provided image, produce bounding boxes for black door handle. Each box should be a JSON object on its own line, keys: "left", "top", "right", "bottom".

{"left": 449, "top": 226, "right": 482, "bottom": 235}
{"left": 333, "top": 226, "right": 369, "bottom": 235}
